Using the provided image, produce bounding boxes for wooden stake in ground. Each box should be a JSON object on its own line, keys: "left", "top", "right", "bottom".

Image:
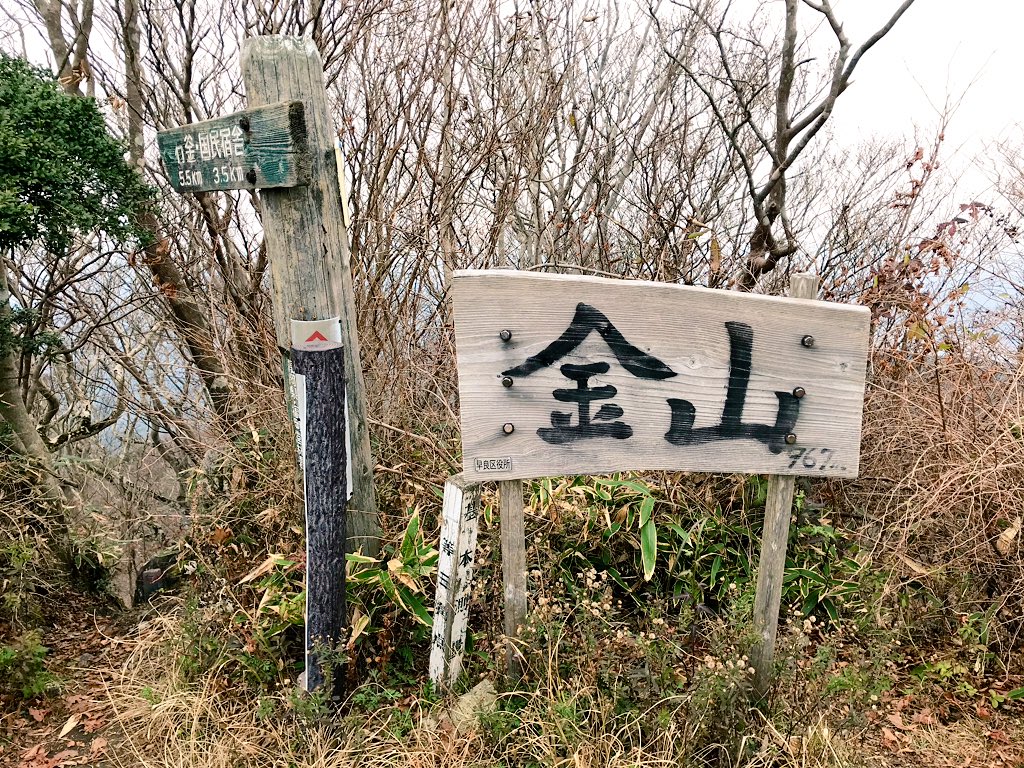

{"left": 429, "top": 475, "right": 481, "bottom": 689}
{"left": 241, "top": 36, "right": 379, "bottom": 556}
{"left": 500, "top": 479, "right": 527, "bottom": 679}
{"left": 751, "top": 272, "right": 819, "bottom": 697}
{"left": 291, "top": 340, "right": 348, "bottom": 699}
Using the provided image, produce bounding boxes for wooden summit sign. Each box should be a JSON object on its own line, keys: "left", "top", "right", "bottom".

{"left": 453, "top": 270, "right": 869, "bottom": 482}
{"left": 156, "top": 101, "right": 310, "bottom": 192}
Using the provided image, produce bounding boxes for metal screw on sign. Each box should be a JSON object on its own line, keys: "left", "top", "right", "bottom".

{"left": 792, "top": 386, "right": 806, "bottom": 399}
{"left": 501, "top": 376, "right": 513, "bottom": 388}
{"left": 238, "top": 116, "right": 251, "bottom": 131}
{"left": 784, "top": 433, "right": 797, "bottom": 445}
{"left": 246, "top": 168, "right": 257, "bottom": 184}
{"left": 502, "top": 423, "right": 515, "bottom": 435}
{"left": 499, "top": 329, "right": 512, "bottom": 342}
{"left": 800, "top": 335, "right": 815, "bottom": 348}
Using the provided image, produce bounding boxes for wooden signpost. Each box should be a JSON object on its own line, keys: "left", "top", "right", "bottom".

{"left": 434, "top": 269, "right": 869, "bottom": 691}
{"left": 155, "top": 36, "right": 379, "bottom": 696}
{"left": 157, "top": 101, "right": 310, "bottom": 192}
{"left": 241, "top": 36, "right": 379, "bottom": 557}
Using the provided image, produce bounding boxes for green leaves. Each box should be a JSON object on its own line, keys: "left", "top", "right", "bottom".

{"left": 346, "top": 507, "right": 438, "bottom": 630}
{"left": 539, "top": 474, "right": 663, "bottom": 583}
{"left": 533, "top": 475, "right": 863, "bottom": 626}
{"left": 0, "top": 53, "right": 152, "bottom": 256}
{"left": 639, "top": 495, "right": 657, "bottom": 581}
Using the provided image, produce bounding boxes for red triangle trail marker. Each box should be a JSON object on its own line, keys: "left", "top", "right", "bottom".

{"left": 306, "top": 331, "right": 328, "bottom": 342}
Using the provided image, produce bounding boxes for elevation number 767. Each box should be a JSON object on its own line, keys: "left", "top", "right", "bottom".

{"left": 787, "top": 447, "right": 845, "bottom": 472}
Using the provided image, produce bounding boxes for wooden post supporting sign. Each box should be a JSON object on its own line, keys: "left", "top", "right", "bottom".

{"left": 241, "top": 36, "right": 379, "bottom": 557}
{"left": 750, "top": 272, "right": 819, "bottom": 697}
{"left": 291, "top": 340, "right": 348, "bottom": 699}
{"left": 499, "top": 479, "right": 527, "bottom": 678}
{"left": 156, "top": 37, "right": 373, "bottom": 697}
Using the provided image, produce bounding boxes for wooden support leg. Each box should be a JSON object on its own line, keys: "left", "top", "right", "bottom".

{"left": 751, "top": 272, "right": 818, "bottom": 698}
{"left": 500, "top": 479, "right": 527, "bottom": 679}
{"left": 751, "top": 475, "right": 795, "bottom": 697}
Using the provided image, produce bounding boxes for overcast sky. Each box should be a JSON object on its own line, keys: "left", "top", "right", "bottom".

{"left": 821, "top": 0, "right": 1021, "bottom": 198}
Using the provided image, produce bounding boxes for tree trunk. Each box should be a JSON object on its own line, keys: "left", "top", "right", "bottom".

{"left": 0, "top": 258, "right": 66, "bottom": 522}
{"left": 121, "top": 0, "right": 233, "bottom": 420}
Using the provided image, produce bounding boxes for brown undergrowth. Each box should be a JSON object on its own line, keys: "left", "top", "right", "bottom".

{"left": 850, "top": 319, "right": 1024, "bottom": 667}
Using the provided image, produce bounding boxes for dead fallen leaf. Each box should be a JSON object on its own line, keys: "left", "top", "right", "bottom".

{"left": 64, "top": 695, "right": 92, "bottom": 713}
{"left": 57, "top": 714, "right": 80, "bottom": 739}
{"left": 90, "top": 737, "right": 108, "bottom": 757}
{"left": 995, "top": 516, "right": 1021, "bottom": 556}
{"left": 987, "top": 729, "right": 1011, "bottom": 744}
{"left": 212, "top": 525, "right": 233, "bottom": 546}
{"left": 50, "top": 749, "right": 79, "bottom": 764}
{"left": 886, "top": 712, "right": 915, "bottom": 731}
{"left": 20, "top": 744, "right": 45, "bottom": 760}
{"left": 238, "top": 553, "right": 286, "bottom": 585}
{"left": 27, "top": 709, "right": 46, "bottom": 723}
{"left": 881, "top": 726, "right": 900, "bottom": 750}
{"left": 911, "top": 709, "right": 936, "bottom": 725}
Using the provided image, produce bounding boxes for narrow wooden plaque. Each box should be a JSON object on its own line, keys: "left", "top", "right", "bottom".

{"left": 156, "top": 101, "right": 310, "bottom": 192}
{"left": 428, "top": 475, "right": 481, "bottom": 689}
{"left": 453, "top": 270, "right": 869, "bottom": 481}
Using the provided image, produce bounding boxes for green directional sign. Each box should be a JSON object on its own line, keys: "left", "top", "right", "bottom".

{"left": 157, "top": 101, "right": 311, "bottom": 192}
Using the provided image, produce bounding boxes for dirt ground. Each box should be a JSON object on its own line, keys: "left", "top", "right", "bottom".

{"left": 0, "top": 601, "right": 130, "bottom": 768}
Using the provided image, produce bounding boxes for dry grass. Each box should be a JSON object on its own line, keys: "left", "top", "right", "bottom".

{"left": 849, "top": 324, "right": 1024, "bottom": 661}
{"left": 104, "top": 579, "right": 982, "bottom": 768}
{"left": 102, "top": 610, "right": 841, "bottom": 768}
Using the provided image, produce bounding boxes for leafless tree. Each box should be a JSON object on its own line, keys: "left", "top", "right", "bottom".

{"left": 0, "top": 0, "right": 955, "bottom": 585}
{"left": 653, "top": 0, "right": 917, "bottom": 290}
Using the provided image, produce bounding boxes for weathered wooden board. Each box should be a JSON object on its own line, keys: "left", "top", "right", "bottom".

{"left": 453, "top": 270, "right": 869, "bottom": 481}
{"left": 156, "top": 101, "right": 310, "bottom": 192}
{"left": 428, "top": 475, "right": 481, "bottom": 689}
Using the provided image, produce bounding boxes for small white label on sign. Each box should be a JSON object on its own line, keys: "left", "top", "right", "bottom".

{"left": 474, "top": 457, "right": 513, "bottom": 473}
